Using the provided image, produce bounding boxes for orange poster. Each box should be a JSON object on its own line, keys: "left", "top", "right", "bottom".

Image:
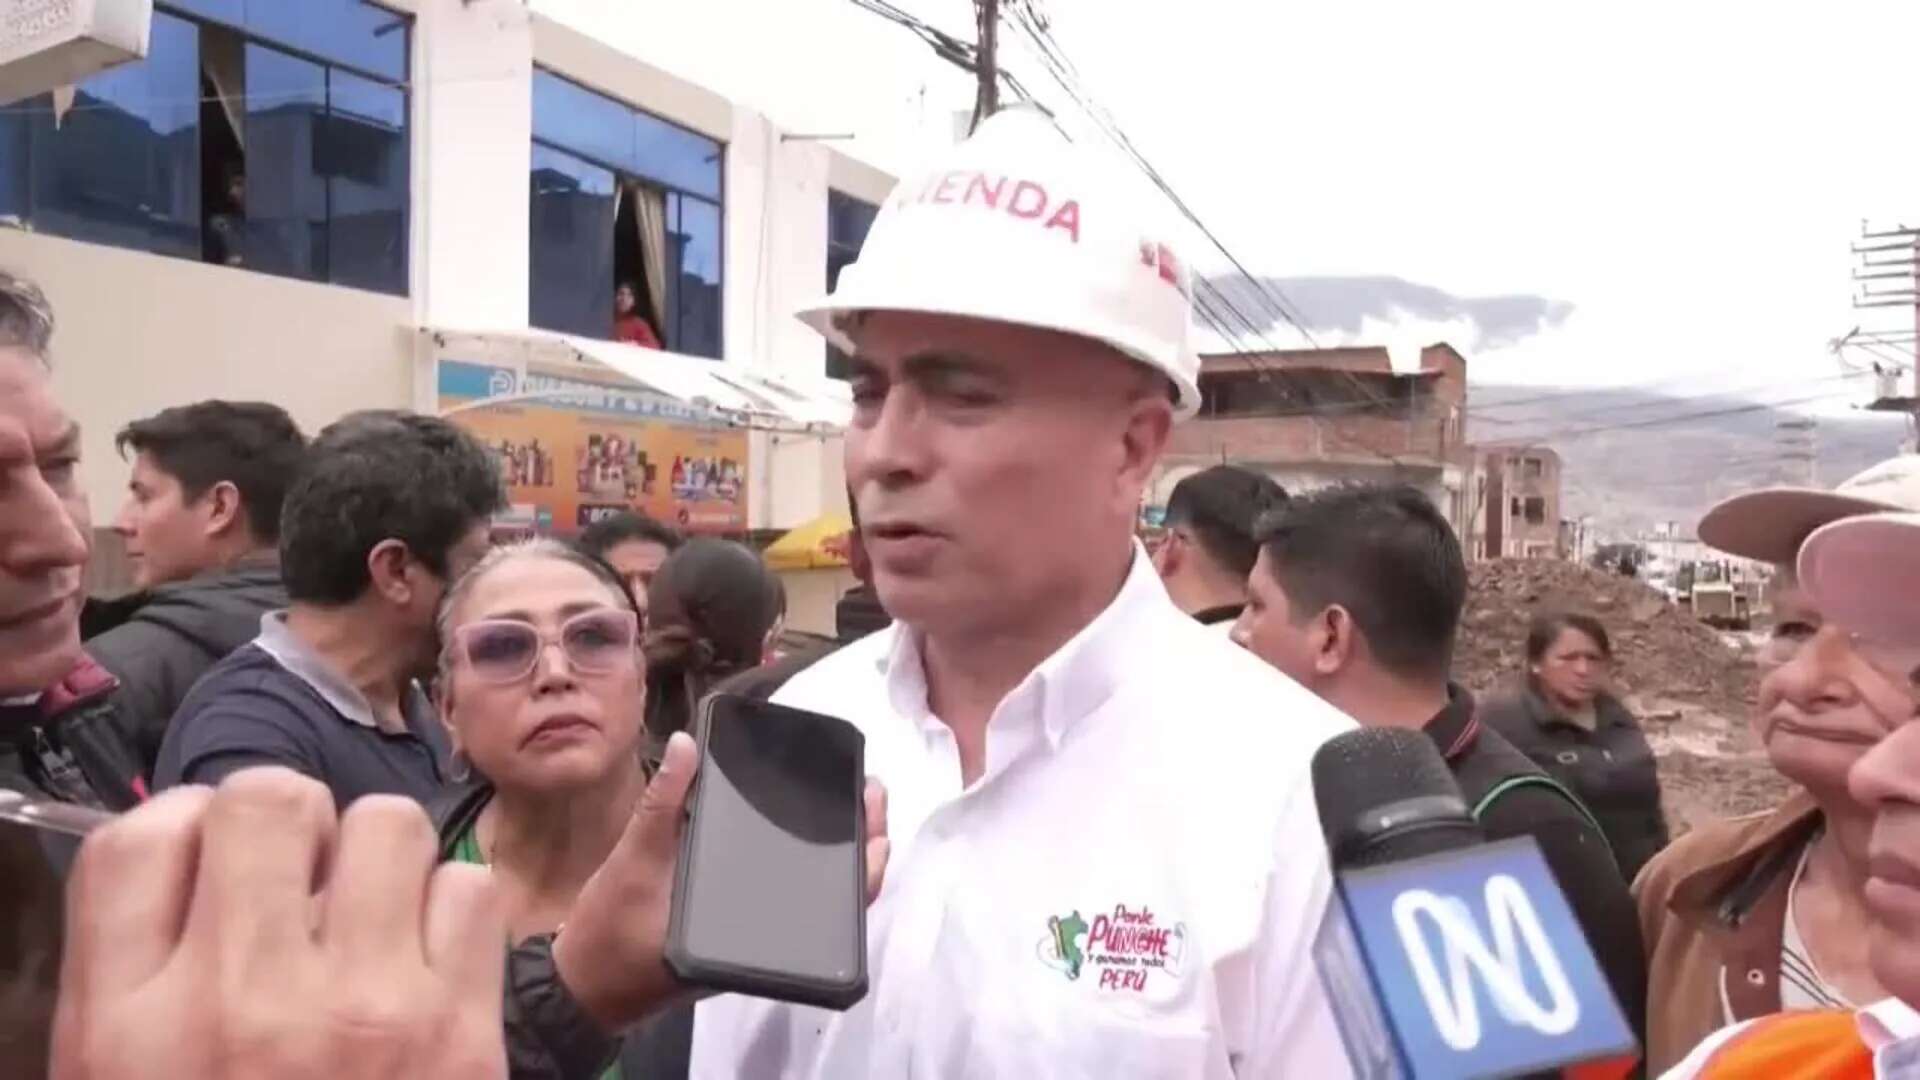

{"left": 439, "top": 360, "right": 748, "bottom": 534}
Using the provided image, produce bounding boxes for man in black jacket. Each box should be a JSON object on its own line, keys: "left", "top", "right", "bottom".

{"left": 1230, "top": 483, "right": 1649, "bottom": 1052}
{"left": 0, "top": 271, "right": 147, "bottom": 809}
{"left": 87, "top": 400, "right": 305, "bottom": 776}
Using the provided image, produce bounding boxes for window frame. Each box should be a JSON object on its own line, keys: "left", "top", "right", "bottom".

{"left": 528, "top": 66, "right": 728, "bottom": 359}
{"left": 3, "top": 1, "right": 413, "bottom": 294}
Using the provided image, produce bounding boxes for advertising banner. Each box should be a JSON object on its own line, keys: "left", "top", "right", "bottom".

{"left": 438, "top": 360, "right": 748, "bottom": 534}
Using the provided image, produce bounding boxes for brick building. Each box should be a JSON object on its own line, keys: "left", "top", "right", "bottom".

{"left": 1476, "top": 446, "right": 1564, "bottom": 559}
{"left": 1150, "top": 343, "right": 1476, "bottom": 533}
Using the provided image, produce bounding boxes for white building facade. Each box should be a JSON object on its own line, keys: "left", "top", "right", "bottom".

{"left": 0, "top": 0, "right": 894, "bottom": 558}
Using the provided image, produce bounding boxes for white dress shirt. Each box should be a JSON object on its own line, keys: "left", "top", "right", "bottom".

{"left": 690, "top": 547, "right": 1358, "bottom": 1078}
{"left": 1658, "top": 997, "right": 1920, "bottom": 1078}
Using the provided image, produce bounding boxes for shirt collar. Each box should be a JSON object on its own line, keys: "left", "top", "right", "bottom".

{"left": 877, "top": 543, "right": 1171, "bottom": 750}
{"left": 1425, "top": 684, "right": 1481, "bottom": 762}
{"left": 253, "top": 611, "right": 394, "bottom": 732}
{"left": 1859, "top": 998, "right": 1920, "bottom": 1051}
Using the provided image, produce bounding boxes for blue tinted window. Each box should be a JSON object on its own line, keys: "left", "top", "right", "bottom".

{"left": 24, "top": 12, "right": 202, "bottom": 258}
{"left": 532, "top": 71, "right": 635, "bottom": 177}
{"left": 825, "top": 191, "right": 878, "bottom": 377}
{"left": 529, "top": 145, "right": 618, "bottom": 339}
{"left": 163, "top": 0, "right": 406, "bottom": 79}
{"left": 670, "top": 195, "right": 722, "bottom": 358}
{"left": 0, "top": 99, "right": 31, "bottom": 221}
{"left": 242, "top": 45, "right": 328, "bottom": 282}
{"left": 323, "top": 71, "right": 407, "bottom": 294}
{"left": 635, "top": 112, "right": 721, "bottom": 201}
{"left": 533, "top": 69, "right": 721, "bottom": 199}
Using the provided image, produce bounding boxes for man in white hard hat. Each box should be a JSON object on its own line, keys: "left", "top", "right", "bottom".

{"left": 1633, "top": 455, "right": 1920, "bottom": 1072}
{"left": 1649, "top": 513, "right": 1920, "bottom": 1077}
{"left": 690, "top": 109, "right": 1357, "bottom": 1077}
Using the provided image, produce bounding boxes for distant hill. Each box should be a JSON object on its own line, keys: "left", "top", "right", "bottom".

{"left": 1469, "top": 385, "right": 1908, "bottom": 539}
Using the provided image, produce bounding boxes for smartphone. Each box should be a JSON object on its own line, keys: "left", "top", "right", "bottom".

{"left": 0, "top": 790, "right": 112, "bottom": 1074}
{"left": 666, "top": 693, "right": 868, "bottom": 1010}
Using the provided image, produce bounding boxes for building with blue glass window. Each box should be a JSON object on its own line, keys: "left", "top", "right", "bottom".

{"left": 0, "top": 0, "right": 896, "bottom": 614}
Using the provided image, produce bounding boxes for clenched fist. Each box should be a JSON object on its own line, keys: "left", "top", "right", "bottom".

{"left": 52, "top": 769, "right": 508, "bottom": 1079}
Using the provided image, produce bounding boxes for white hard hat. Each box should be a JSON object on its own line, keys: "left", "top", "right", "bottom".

{"left": 798, "top": 108, "right": 1202, "bottom": 418}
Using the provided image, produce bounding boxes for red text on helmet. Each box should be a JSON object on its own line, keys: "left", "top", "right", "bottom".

{"left": 901, "top": 170, "right": 1082, "bottom": 243}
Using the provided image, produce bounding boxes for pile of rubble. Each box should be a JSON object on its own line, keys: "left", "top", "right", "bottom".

{"left": 1458, "top": 559, "right": 1791, "bottom": 835}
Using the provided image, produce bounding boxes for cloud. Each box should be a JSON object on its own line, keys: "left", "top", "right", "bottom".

{"left": 1197, "top": 275, "right": 1574, "bottom": 353}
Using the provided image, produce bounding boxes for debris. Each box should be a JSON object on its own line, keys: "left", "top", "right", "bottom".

{"left": 1459, "top": 559, "right": 1792, "bottom": 835}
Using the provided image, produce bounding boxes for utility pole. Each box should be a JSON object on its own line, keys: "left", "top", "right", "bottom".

{"left": 970, "top": 0, "right": 1000, "bottom": 132}
{"left": 1853, "top": 222, "right": 1920, "bottom": 449}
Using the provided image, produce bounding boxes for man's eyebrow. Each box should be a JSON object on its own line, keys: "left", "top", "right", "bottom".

{"left": 899, "top": 350, "right": 1007, "bottom": 383}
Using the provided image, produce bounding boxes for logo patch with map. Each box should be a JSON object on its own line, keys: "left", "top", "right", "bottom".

{"left": 1038, "top": 903, "right": 1188, "bottom": 993}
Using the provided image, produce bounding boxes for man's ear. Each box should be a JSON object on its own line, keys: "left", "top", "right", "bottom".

{"left": 1315, "top": 605, "right": 1358, "bottom": 677}
{"left": 1153, "top": 531, "right": 1184, "bottom": 577}
{"left": 1117, "top": 396, "right": 1174, "bottom": 508}
{"left": 366, "top": 538, "right": 415, "bottom": 606}
{"left": 199, "top": 480, "right": 244, "bottom": 540}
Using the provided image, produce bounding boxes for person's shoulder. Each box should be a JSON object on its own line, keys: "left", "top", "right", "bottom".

{"left": 772, "top": 627, "right": 894, "bottom": 703}
{"left": 173, "top": 646, "right": 315, "bottom": 724}
{"left": 1630, "top": 804, "right": 1786, "bottom": 898}
{"left": 1160, "top": 617, "right": 1355, "bottom": 745}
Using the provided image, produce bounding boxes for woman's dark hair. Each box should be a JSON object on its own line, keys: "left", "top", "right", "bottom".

{"left": 1525, "top": 611, "right": 1613, "bottom": 663}
{"left": 643, "top": 539, "right": 782, "bottom": 742}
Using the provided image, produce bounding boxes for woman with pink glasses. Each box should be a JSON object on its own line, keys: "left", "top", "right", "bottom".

{"left": 426, "top": 538, "right": 658, "bottom": 1080}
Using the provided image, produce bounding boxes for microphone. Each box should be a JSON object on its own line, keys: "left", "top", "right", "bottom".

{"left": 1310, "top": 728, "right": 1638, "bottom": 1080}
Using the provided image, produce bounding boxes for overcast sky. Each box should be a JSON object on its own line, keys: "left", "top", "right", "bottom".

{"left": 626, "top": 0, "right": 1920, "bottom": 404}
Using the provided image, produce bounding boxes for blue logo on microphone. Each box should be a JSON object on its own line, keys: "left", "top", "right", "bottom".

{"left": 1319, "top": 838, "right": 1636, "bottom": 1079}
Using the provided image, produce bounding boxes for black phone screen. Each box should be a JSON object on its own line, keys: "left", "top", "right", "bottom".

{"left": 0, "top": 793, "right": 106, "bottom": 1074}
{"left": 678, "top": 695, "right": 865, "bottom": 992}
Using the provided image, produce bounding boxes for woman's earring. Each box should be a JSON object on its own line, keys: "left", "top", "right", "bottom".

{"left": 448, "top": 748, "right": 472, "bottom": 784}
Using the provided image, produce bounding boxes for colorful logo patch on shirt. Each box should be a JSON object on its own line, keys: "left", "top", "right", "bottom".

{"left": 1038, "top": 904, "right": 1188, "bottom": 993}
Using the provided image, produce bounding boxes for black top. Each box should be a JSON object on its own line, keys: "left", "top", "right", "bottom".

{"left": 1427, "top": 685, "right": 1649, "bottom": 1058}
{"left": 1479, "top": 683, "right": 1671, "bottom": 885}
{"left": 85, "top": 555, "right": 289, "bottom": 778}
{"left": 153, "top": 643, "right": 445, "bottom": 809}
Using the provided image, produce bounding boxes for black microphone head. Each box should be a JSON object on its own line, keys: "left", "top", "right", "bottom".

{"left": 1312, "top": 727, "right": 1482, "bottom": 870}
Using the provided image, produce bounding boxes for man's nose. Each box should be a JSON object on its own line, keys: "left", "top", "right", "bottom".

{"left": 1, "top": 475, "right": 88, "bottom": 580}
{"left": 1763, "top": 625, "right": 1860, "bottom": 712}
{"left": 852, "top": 388, "right": 932, "bottom": 487}
{"left": 1849, "top": 717, "right": 1920, "bottom": 810}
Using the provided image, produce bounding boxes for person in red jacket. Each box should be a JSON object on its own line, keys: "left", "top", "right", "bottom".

{"left": 613, "top": 282, "right": 662, "bottom": 349}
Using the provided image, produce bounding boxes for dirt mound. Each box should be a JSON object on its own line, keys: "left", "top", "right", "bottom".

{"left": 1458, "top": 559, "right": 1790, "bottom": 834}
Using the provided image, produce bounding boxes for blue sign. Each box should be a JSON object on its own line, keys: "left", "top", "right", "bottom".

{"left": 437, "top": 360, "right": 728, "bottom": 428}
{"left": 1335, "top": 838, "right": 1636, "bottom": 1079}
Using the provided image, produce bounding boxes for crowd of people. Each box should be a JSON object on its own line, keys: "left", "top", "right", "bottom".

{"left": 7, "top": 106, "right": 1920, "bottom": 1079}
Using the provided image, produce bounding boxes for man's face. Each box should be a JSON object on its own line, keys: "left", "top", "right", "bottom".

{"left": 0, "top": 347, "right": 91, "bottom": 695}
{"left": 1841, "top": 639, "right": 1920, "bottom": 1002}
{"left": 843, "top": 312, "right": 1168, "bottom": 637}
{"left": 1231, "top": 549, "right": 1324, "bottom": 688}
{"left": 112, "top": 451, "right": 224, "bottom": 590}
{"left": 601, "top": 538, "right": 670, "bottom": 617}
{"left": 1752, "top": 576, "right": 1899, "bottom": 801}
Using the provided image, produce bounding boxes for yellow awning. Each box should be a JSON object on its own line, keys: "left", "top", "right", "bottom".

{"left": 764, "top": 512, "right": 854, "bottom": 571}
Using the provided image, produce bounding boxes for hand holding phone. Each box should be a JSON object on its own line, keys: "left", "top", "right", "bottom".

{"left": 666, "top": 694, "right": 871, "bottom": 1010}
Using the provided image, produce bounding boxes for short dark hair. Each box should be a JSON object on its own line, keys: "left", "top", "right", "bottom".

{"left": 1255, "top": 484, "right": 1466, "bottom": 680}
{"left": 1526, "top": 612, "right": 1612, "bottom": 663}
{"left": 279, "top": 411, "right": 506, "bottom": 606}
{"left": 577, "top": 512, "right": 683, "bottom": 559}
{"left": 115, "top": 401, "right": 306, "bottom": 542}
{"left": 1166, "top": 465, "right": 1288, "bottom": 579}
